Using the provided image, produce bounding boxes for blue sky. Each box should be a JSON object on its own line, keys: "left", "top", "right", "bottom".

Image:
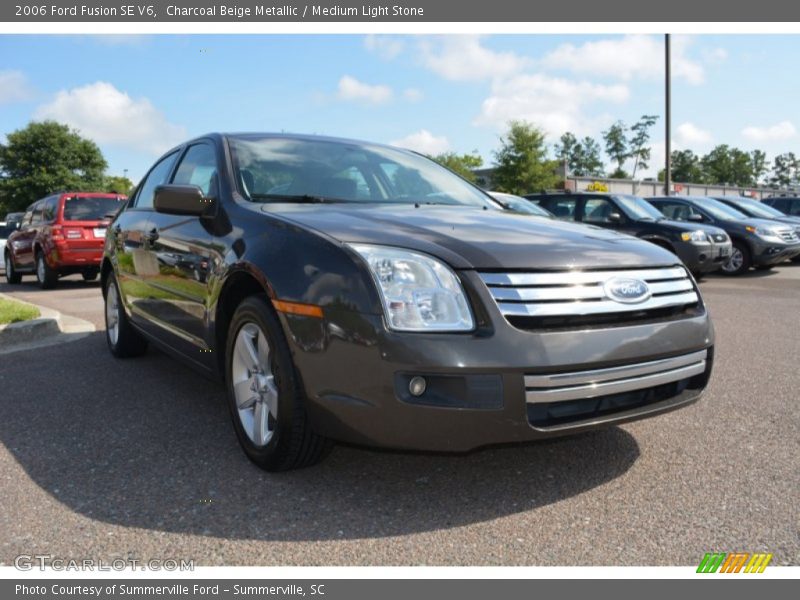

{"left": 1, "top": 34, "right": 798, "bottom": 183}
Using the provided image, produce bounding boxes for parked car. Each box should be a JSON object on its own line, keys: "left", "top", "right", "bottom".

{"left": 712, "top": 196, "right": 800, "bottom": 263}
{"left": 762, "top": 196, "right": 800, "bottom": 217}
{"left": 103, "top": 133, "right": 714, "bottom": 471}
{"left": 489, "top": 192, "right": 554, "bottom": 217}
{"left": 4, "top": 212, "right": 25, "bottom": 230}
{"left": 647, "top": 195, "right": 800, "bottom": 275}
{"left": 528, "top": 192, "right": 732, "bottom": 278}
{"left": 4, "top": 192, "right": 127, "bottom": 288}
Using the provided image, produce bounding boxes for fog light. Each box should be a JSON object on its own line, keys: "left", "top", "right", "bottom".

{"left": 409, "top": 376, "right": 427, "bottom": 397}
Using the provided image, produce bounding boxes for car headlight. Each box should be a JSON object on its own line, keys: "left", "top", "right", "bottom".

{"left": 745, "top": 225, "right": 783, "bottom": 240}
{"left": 681, "top": 230, "right": 709, "bottom": 243}
{"left": 349, "top": 244, "right": 474, "bottom": 332}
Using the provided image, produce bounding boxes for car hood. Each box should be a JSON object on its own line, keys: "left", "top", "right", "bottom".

{"left": 725, "top": 216, "right": 796, "bottom": 231}
{"left": 651, "top": 218, "right": 726, "bottom": 235}
{"left": 259, "top": 203, "right": 680, "bottom": 270}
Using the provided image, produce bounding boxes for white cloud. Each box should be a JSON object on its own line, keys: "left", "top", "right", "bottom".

{"left": 741, "top": 121, "right": 797, "bottom": 143}
{"left": 336, "top": 75, "right": 393, "bottom": 105}
{"left": 675, "top": 122, "right": 713, "bottom": 147}
{"left": 474, "top": 73, "right": 629, "bottom": 138}
{"left": 0, "top": 71, "right": 34, "bottom": 105}
{"left": 403, "top": 88, "right": 423, "bottom": 102}
{"left": 390, "top": 130, "right": 450, "bottom": 155}
{"left": 541, "top": 35, "right": 706, "bottom": 85}
{"left": 419, "top": 35, "right": 528, "bottom": 82}
{"left": 34, "top": 81, "right": 185, "bottom": 155}
{"left": 364, "top": 35, "right": 404, "bottom": 60}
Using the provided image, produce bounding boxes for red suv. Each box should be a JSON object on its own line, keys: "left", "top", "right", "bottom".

{"left": 4, "top": 192, "right": 127, "bottom": 289}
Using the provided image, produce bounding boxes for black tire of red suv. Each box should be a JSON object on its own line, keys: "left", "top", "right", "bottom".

{"left": 4, "top": 253, "right": 22, "bottom": 284}
{"left": 225, "top": 295, "right": 332, "bottom": 472}
{"left": 104, "top": 272, "right": 148, "bottom": 358}
{"left": 82, "top": 270, "right": 99, "bottom": 281}
{"left": 35, "top": 251, "right": 58, "bottom": 289}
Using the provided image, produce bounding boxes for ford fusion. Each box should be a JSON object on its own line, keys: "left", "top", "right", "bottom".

{"left": 102, "top": 134, "right": 714, "bottom": 471}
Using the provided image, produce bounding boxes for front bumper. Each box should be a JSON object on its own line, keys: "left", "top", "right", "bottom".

{"left": 676, "top": 240, "right": 731, "bottom": 273}
{"left": 284, "top": 271, "right": 714, "bottom": 452}
{"left": 749, "top": 238, "right": 800, "bottom": 266}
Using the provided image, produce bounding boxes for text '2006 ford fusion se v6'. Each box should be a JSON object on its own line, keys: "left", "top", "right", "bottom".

{"left": 102, "top": 133, "right": 714, "bottom": 471}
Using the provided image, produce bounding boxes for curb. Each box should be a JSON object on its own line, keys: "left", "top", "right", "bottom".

{"left": 0, "top": 293, "right": 96, "bottom": 354}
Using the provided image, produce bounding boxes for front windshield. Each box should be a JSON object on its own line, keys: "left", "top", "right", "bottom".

{"left": 614, "top": 194, "right": 664, "bottom": 220}
{"left": 228, "top": 136, "right": 493, "bottom": 208}
{"left": 723, "top": 197, "right": 785, "bottom": 219}
{"left": 694, "top": 197, "right": 748, "bottom": 220}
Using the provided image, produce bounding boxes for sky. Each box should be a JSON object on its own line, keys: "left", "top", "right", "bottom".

{"left": 1, "top": 34, "right": 798, "bottom": 183}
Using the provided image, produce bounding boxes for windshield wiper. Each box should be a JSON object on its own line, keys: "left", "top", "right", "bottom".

{"left": 249, "top": 193, "right": 351, "bottom": 204}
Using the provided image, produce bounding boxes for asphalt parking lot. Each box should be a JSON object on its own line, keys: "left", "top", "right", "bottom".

{"left": 0, "top": 266, "right": 798, "bottom": 566}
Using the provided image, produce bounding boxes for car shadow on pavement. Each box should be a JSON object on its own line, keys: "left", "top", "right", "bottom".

{"left": 0, "top": 332, "right": 640, "bottom": 542}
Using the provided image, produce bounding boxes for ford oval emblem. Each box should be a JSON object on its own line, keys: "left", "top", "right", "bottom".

{"left": 603, "top": 277, "right": 651, "bottom": 304}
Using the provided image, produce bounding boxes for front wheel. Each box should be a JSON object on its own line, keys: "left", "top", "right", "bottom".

{"left": 35, "top": 252, "right": 58, "bottom": 289}
{"left": 104, "top": 272, "right": 148, "bottom": 358}
{"left": 4, "top": 253, "right": 21, "bottom": 284}
{"left": 225, "top": 296, "right": 331, "bottom": 471}
{"left": 720, "top": 242, "right": 751, "bottom": 276}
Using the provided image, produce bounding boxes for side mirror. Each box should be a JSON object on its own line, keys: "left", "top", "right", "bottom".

{"left": 14, "top": 221, "right": 21, "bottom": 230}
{"left": 608, "top": 212, "right": 623, "bottom": 223}
{"left": 688, "top": 213, "right": 704, "bottom": 222}
{"left": 154, "top": 184, "right": 217, "bottom": 217}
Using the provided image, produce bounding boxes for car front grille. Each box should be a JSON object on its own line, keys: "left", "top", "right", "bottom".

{"left": 778, "top": 228, "right": 799, "bottom": 242}
{"left": 479, "top": 266, "right": 701, "bottom": 330}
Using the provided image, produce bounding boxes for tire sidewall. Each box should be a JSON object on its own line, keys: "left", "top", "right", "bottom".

{"left": 225, "top": 296, "right": 299, "bottom": 466}
{"left": 104, "top": 273, "right": 124, "bottom": 356}
{"left": 722, "top": 241, "right": 750, "bottom": 276}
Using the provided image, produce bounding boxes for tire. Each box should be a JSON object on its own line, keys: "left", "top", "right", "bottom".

{"left": 225, "top": 295, "right": 332, "bottom": 471}
{"left": 720, "top": 241, "right": 751, "bottom": 276}
{"left": 104, "top": 272, "right": 148, "bottom": 358}
{"left": 82, "top": 270, "right": 99, "bottom": 281}
{"left": 754, "top": 265, "right": 775, "bottom": 271}
{"left": 4, "top": 253, "right": 22, "bottom": 284}
{"left": 690, "top": 270, "right": 704, "bottom": 282}
{"left": 793, "top": 256, "right": 800, "bottom": 264}
{"left": 35, "top": 251, "right": 58, "bottom": 289}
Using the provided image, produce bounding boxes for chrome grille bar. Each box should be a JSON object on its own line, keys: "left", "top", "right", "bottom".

{"left": 525, "top": 350, "right": 707, "bottom": 404}
{"left": 480, "top": 266, "right": 699, "bottom": 319}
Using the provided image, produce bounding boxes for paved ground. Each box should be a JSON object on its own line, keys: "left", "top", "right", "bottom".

{"left": 0, "top": 267, "right": 798, "bottom": 566}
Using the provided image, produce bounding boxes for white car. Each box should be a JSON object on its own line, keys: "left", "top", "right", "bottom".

{"left": 0, "top": 221, "right": 12, "bottom": 273}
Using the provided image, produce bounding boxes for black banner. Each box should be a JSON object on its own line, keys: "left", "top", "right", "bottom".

{"left": 4, "top": 0, "right": 800, "bottom": 22}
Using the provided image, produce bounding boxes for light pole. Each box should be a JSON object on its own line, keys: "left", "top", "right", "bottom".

{"left": 664, "top": 33, "right": 672, "bottom": 195}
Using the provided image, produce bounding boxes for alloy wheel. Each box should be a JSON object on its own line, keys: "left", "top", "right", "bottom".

{"left": 231, "top": 322, "right": 279, "bottom": 447}
{"left": 105, "top": 282, "right": 120, "bottom": 346}
{"left": 722, "top": 247, "right": 744, "bottom": 274}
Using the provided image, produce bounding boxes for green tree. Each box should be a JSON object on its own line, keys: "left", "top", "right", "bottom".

{"left": 430, "top": 151, "right": 483, "bottom": 183}
{"left": 0, "top": 121, "right": 107, "bottom": 214}
{"left": 770, "top": 152, "right": 798, "bottom": 188}
{"left": 577, "top": 137, "right": 604, "bottom": 177}
{"left": 602, "top": 121, "right": 629, "bottom": 179}
{"left": 700, "top": 145, "right": 758, "bottom": 187}
{"left": 669, "top": 149, "right": 705, "bottom": 183}
{"left": 628, "top": 114, "right": 659, "bottom": 179}
{"left": 554, "top": 132, "right": 604, "bottom": 177}
{"left": 492, "top": 121, "right": 559, "bottom": 195}
{"left": 750, "top": 150, "right": 769, "bottom": 185}
{"left": 103, "top": 175, "right": 134, "bottom": 195}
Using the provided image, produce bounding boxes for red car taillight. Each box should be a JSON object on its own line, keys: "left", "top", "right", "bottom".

{"left": 50, "top": 225, "right": 65, "bottom": 241}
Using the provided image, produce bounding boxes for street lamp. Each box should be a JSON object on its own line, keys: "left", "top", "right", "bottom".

{"left": 664, "top": 33, "right": 672, "bottom": 195}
